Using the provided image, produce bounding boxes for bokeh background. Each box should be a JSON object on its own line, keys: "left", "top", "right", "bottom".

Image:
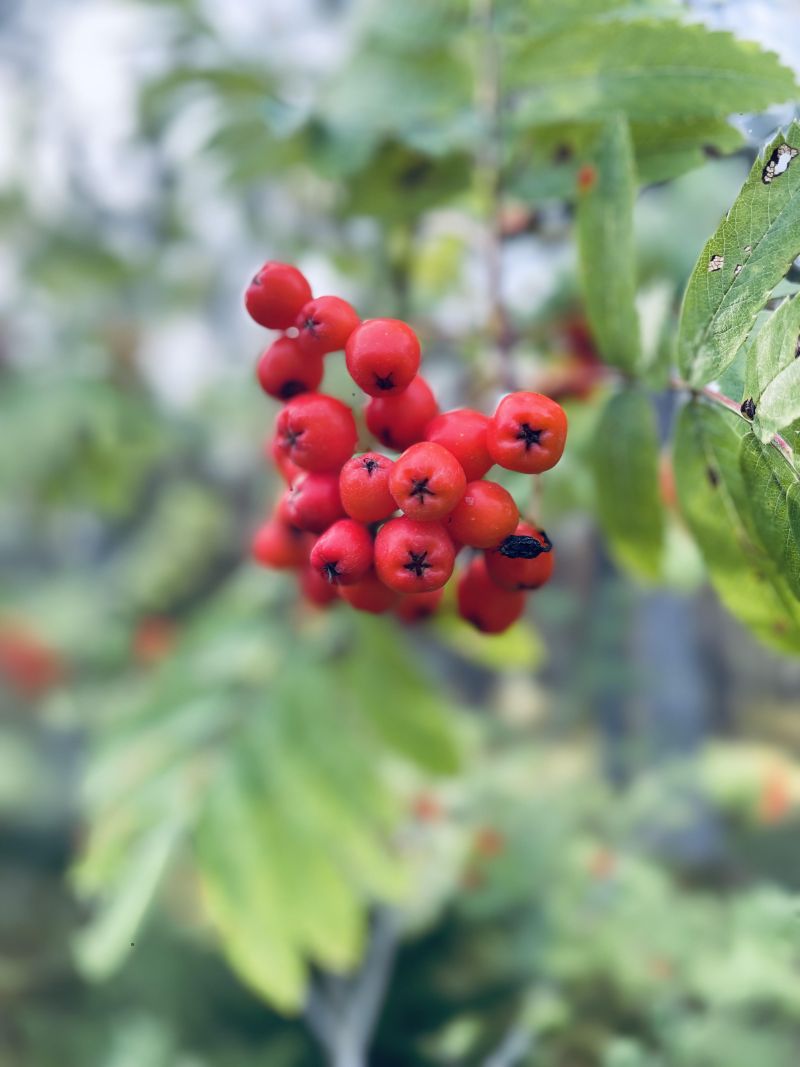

{"left": 3, "top": 1, "right": 800, "bottom": 1065}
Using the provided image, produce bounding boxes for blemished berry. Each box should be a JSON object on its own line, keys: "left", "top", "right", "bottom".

{"left": 487, "top": 391, "right": 567, "bottom": 474}
{"left": 374, "top": 517, "right": 455, "bottom": 593}
{"left": 425, "top": 408, "right": 493, "bottom": 481}
{"left": 446, "top": 480, "right": 518, "bottom": 549}
{"left": 251, "top": 519, "right": 310, "bottom": 569}
{"left": 389, "top": 441, "right": 466, "bottom": 522}
{"left": 299, "top": 563, "right": 340, "bottom": 607}
{"left": 457, "top": 556, "right": 525, "bottom": 634}
{"left": 283, "top": 471, "right": 345, "bottom": 533}
{"left": 484, "top": 522, "right": 554, "bottom": 591}
{"left": 395, "top": 587, "right": 444, "bottom": 624}
{"left": 339, "top": 452, "right": 396, "bottom": 523}
{"left": 245, "top": 261, "right": 312, "bottom": 330}
{"left": 274, "top": 392, "right": 357, "bottom": 472}
{"left": 345, "top": 318, "right": 421, "bottom": 397}
{"left": 339, "top": 569, "right": 400, "bottom": 614}
{"left": 309, "top": 518, "right": 373, "bottom": 587}
{"left": 296, "top": 296, "right": 360, "bottom": 357}
{"left": 365, "top": 375, "right": 439, "bottom": 452}
{"left": 256, "top": 336, "right": 323, "bottom": 401}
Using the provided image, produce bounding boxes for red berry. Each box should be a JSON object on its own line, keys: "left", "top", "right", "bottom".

{"left": 295, "top": 296, "right": 360, "bottom": 357}
{"left": 486, "top": 392, "right": 567, "bottom": 474}
{"left": 298, "top": 564, "right": 340, "bottom": 607}
{"left": 309, "top": 518, "right": 373, "bottom": 587}
{"left": 425, "top": 408, "right": 493, "bottom": 481}
{"left": 484, "top": 522, "right": 554, "bottom": 591}
{"left": 457, "top": 557, "right": 525, "bottom": 634}
{"left": 365, "top": 375, "right": 439, "bottom": 452}
{"left": 267, "top": 435, "right": 304, "bottom": 484}
{"left": 251, "top": 519, "right": 310, "bottom": 569}
{"left": 374, "top": 517, "right": 455, "bottom": 593}
{"left": 389, "top": 442, "right": 466, "bottom": 522}
{"left": 283, "top": 471, "right": 345, "bottom": 533}
{"left": 339, "top": 569, "right": 400, "bottom": 614}
{"left": 256, "top": 336, "right": 323, "bottom": 401}
{"left": 274, "top": 393, "right": 358, "bottom": 473}
{"left": 395, "top": 587, "right": 444, "bottom": 624}
{"left": 345, "top": 318, "right": 420, "bottom": 397}
{"left": 446, "top": 480, "right": 518, "bottom": 549}
{"left": 339, "top": 452, "right": 396, "bottom": 523}
{"left": 245, "top": 261, "right": 312, "bottom": 330}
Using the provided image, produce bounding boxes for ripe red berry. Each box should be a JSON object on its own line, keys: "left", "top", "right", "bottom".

{"left": 374, "top": 517, "right": 455, "bottom": 593}
{"left": 309, "top": 518, "right": 373, "bottom": 586}
{"left": 283, "top": 471, "right": 345, "bottom": 533}
{"left": 457, "top": 557, "right": 525, "bottom": 634}
{"left": 389, "top": 442, "right": 466, "bottom": 522}
{"left": 251, "top": 519, "right": 310, "bottom": 569}
{"left": 484, "top": 522, "right": 554, "bottom": 591}
{"left": 395, "top": 587, "right": 444, "bottom": 624}
{"left": 245, "top": 261, "right": 312, "bottom": 330}
{"left": 256, "top": 336, "right": 323, "bottom": 401}
{"left": 365, "top": 375, "right": 439, "bottom": 452}
{"left": 425, "top": 408, "right": 493, "bottom": 481}
{"left": 339, "top": 569, "right": 400, "bottom": 614}
{"left": 274, "top": 393, "right": 357, "bottom": 472}
{"left": 295, "top": 296, "right": 360, "bottom": 357}
{"left": 339, "top": 452, "right": 396, "bottom": 523}
{"left": 486, "top": 392, "right": 567, "bottom": 474}
{"left": 446, "top": 480, "right": 519, "bottom": 549}
{"left": 267, "top": 435, "right": 304, "bottom": 484}
{"left": 345, "top": 318, "right": 420, "bottom": 397}
{"left": 298, "top": 563, "right": 340, "bottom": 607}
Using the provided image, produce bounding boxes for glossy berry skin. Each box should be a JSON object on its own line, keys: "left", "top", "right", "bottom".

{"left": 345, "top": 318, "right": 420, "bottom": 397}
{"left": 309, "top": 519, "right": 373, "bottom": 587}
{"left": 274, "top": 393, "right": 357, "bottom": 473}
{"left": 339, "top": 452, "right": 396, "bottom": 523}
{"left": 395, "top": 587, "right": 444, "bottom": 624}
{"left": 245, "top": 261, "right": 312, "bottom": 330}
{"left": 425, "top": 408, "right": 493, "bottom": 481}
{"left": 339, "top": 569, "right": 400, "bottom": 614}
{"left": 374, "top": 518, "right": 455, "bottom": 594}
{"left": 299, "top": 564, "right": 340, "bottom": 607}
{"left": 487, "top": 392, "right": 568, "bottom": 474}
{"left": 296, "top": 296, "right": 360, "bottom": 357}
{"left": 251, "top": 519, "right": 310, "bottom": 569}
{"left": 389, "top": 442, "right": 466, "bottom": 522}
{"left": 268, "top": 435, "right": 304, "bottom": 484}
{"left": 446, "top": 480, "right": 519, "bottom": 549}
{"left": 256, "top": 336, "right": 323, "bottom": 401}
{"left": 457, "top": 556, "right": 525, "bottom": 634}
{"left": 484, "top": 522, "right": 554, "bottom": 591}
{"left": 283, "top": 471, "right": 345, "bottom": 533}
{"left": 365, "top": 375, "right": 439, "bottom": 452}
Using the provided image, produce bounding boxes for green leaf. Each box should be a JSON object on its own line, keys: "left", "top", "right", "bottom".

{"left": 755, "top": 357, "right": 800, "bottom": 444}
{"left": 673, "top": 402, "right": 800, "bottom": 652}
{"left": 506, "top": 22, "right": 797, "bottom": 127}
{"left": 74, "top": 818, "right": 181, "bottom": 979}
{"left": 739, "top": 434, "right": 800, "bottom": 600}
{"left": 591, "top": 389, "right": 664, "bottom": 580}
{"left": 743, "top": 295, "right": 800, "bottom": 419}
{"left": 678, "top": 122, "right": 800, "bottom": 385}
{"left": 576, "top": 116, "right": 640, "bottom": 373}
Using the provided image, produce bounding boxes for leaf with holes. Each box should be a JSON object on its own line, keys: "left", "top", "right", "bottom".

{"left": 591, "top": 388, "right": 664, "bottom": 580}
{"left": 678, "top": 122, "right": 800, "bottom": 385}
{"left": 576, "top": 116, "right": 640, "bottom": 373}
{"left": 740, "top": 434, "right": 800, "bottom": 600}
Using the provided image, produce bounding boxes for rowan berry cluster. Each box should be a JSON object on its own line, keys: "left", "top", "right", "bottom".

{"left": 246, "top": 261, "right": 567, "bottom": 634}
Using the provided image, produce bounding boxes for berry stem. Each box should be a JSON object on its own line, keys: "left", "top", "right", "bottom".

{"left": 669, "top": 376, "right": 798, "bottom": 475}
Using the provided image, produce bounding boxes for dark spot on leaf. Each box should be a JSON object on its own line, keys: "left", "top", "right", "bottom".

{"left": 762, "top": 143, "right": 799, "bottom": 184}
{"left": 400, "top": 157, "right": 434, "bottom": 188}
{"left": 708, "top": 254, "right": 724, "bottom": 273}
{"left": 741, "top": 397, "right": 757, "bottom": 420}
{"left": 553, "top": 143, "right": 573, "bottom": 164}
{"left": 706, "top": 466, "right": 719, "bottom": 488}
{"left": 703, "top": 144, "right": 723, "bottom": 159}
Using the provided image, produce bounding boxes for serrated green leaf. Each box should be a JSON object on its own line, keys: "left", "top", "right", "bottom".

{"left": 673, "top": 402, "right": 800, "bottom": 652}
{"left": 743, "top": 295, "right": 800, "bottom": 424}
{"left": 576, "top": 116, "right": 640, "bottom": 372}
{"left": 739, "top": 434, "right": 800, "bottom": 600}
{"left": 755, "top": 361, "right": 800, "bottom": 443}
{"left": 678, "top": 122, "right": 800, "bottom": 385}
{"left": 591, "top": 389, "right": 664, "bottom": 580}
{"left": 506, "top": 23, "right": 797, "bottom": 127}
